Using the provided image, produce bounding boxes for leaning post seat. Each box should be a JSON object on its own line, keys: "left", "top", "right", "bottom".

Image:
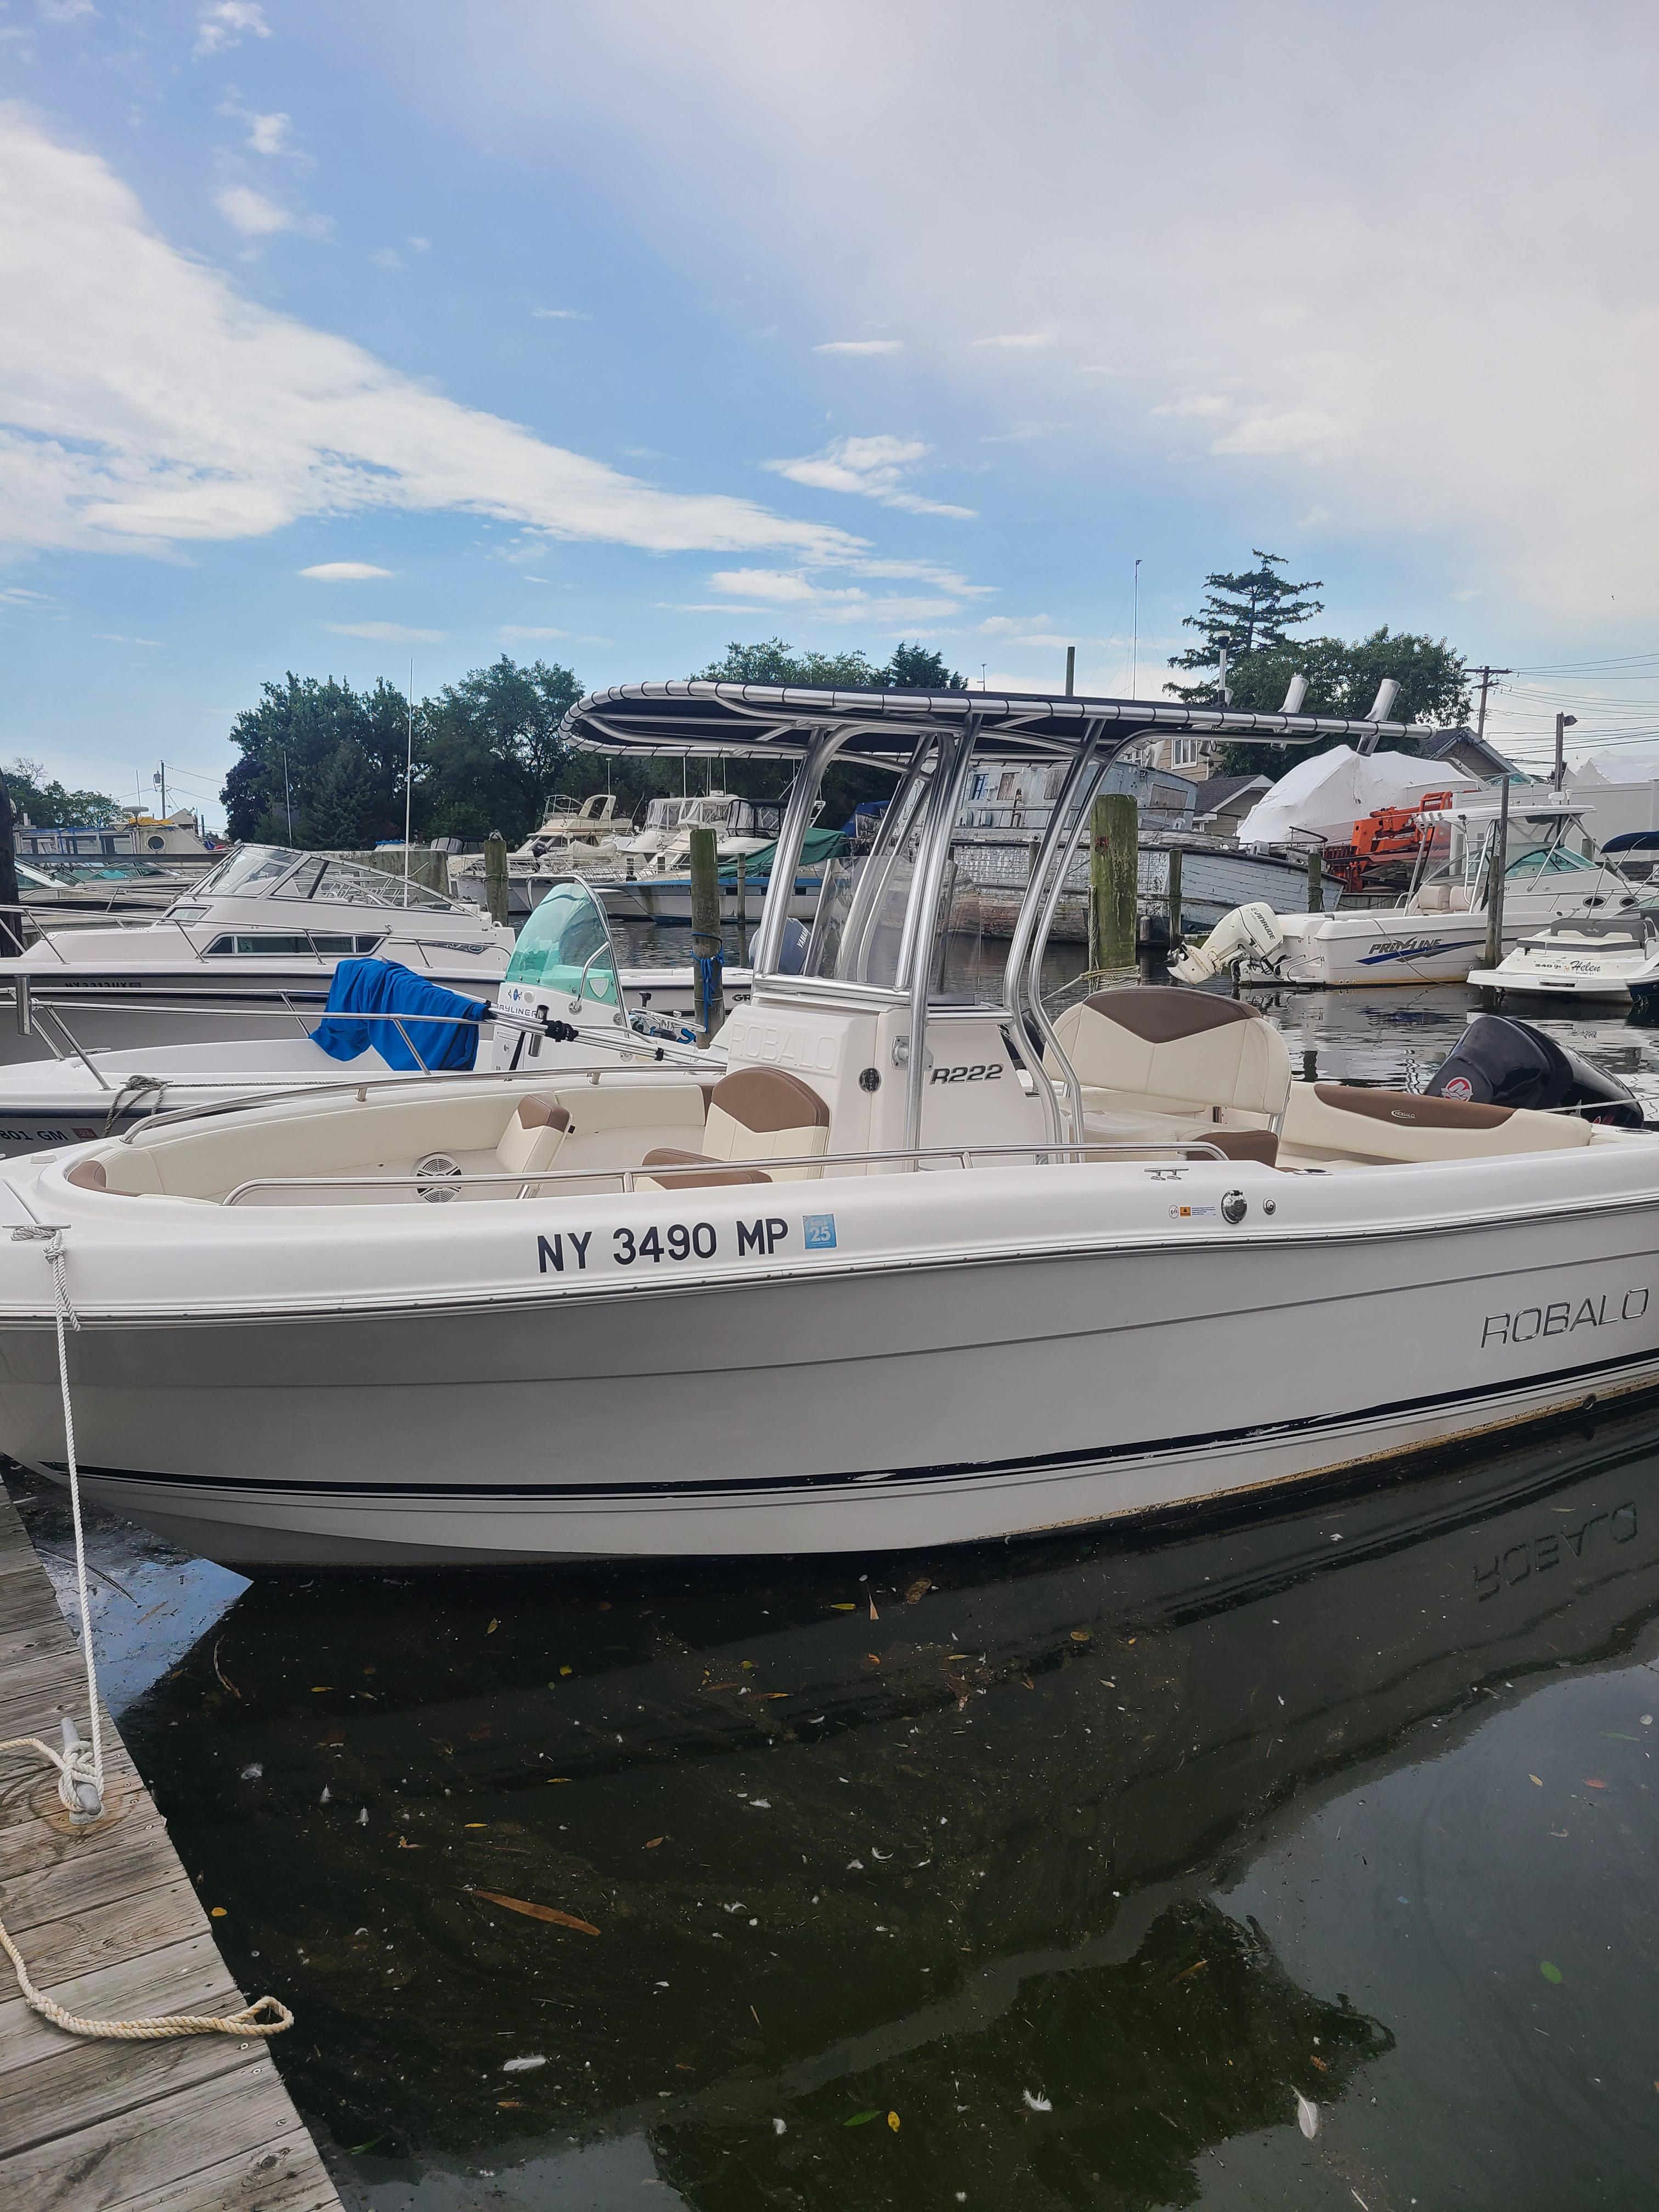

{"left": 1279, "top": 1083, "right": 1597, "bottom": 1164}
{"left": 640, "top": 1067, "right": 832, "bottom": 1188}
{"left": 1050, "top": 986, "right": 1294, "bottom": 1127}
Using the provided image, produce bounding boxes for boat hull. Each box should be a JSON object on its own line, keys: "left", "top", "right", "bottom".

{"left": 7, "top": 1163, "right": 1659, "bottom": 1564}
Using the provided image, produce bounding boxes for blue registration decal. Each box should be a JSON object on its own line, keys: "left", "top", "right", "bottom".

{"left": 803, "top": 1213, "right": 838, "bottom": 1250}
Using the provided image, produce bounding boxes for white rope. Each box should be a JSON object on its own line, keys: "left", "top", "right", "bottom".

{"left": 0, "top": 1233, "right": 294, "bottom": 2042}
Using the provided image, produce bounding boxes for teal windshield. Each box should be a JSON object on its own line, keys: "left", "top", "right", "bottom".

{"left": 503, "top": 881, "right": 621, "bottom": 1005}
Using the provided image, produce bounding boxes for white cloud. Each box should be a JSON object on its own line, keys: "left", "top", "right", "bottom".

{"left": 0, "top": 112, "right": 866, "bottom": 567}
{"left": 213, "top": 184, "right": 328, "bottom": 240}
{"left": 37, "top": 1, "right": 97, "bottom": 22}
{"left": 970, "top": 331, "right": 1058, "bottom": 350}
{"left": 533, "top": 308, "right": 590, "bottom": 321}
{"left": 452, "top": 5, "right": 1659, "bottom": 617}
{"left": 814, "top": 339, "right": 902, "bottom": 355}
{"left": 707, "top": 568, "right": 822, "bottom": 603}
{"left": 370, "top": 246, "right": 405, "bottom": 270}
{"left": 1209, "top": 409, "right": 1345, "bottom": 458}
{"left": 298, "top": 562, "right": 392, "bottom": 580}
{"left": 245, "top": 111, "right": 291, "bottom": 157}
{"left": 325, "top": 622, "right": 445, "bottom": 644}
{"left": 976, "top": 614, "right": 1053, "bottom": 636}
{"left": 498, "top": 624, "right": 570, "bottom": 639}
{"left": 1151, "top": 394, "right": 1232, "bottom": 420}
{"left": 980, "top": 420, "right": 1070, "bottom": 443}
{"left": 194, "top": 2, "right": 269, "bottom": 59}
{"left": 766, "top": 434, "right": 974, "bottom": 519}
{"left": 93, "top": 631, "right": 161, "bottom": 644}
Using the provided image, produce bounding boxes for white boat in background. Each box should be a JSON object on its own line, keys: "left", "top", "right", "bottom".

{"left": 1469, "top": 912, "right": 1659, "bottom": 1007}
{"left": 1175, "top": 795, "right": 1643, "bottom": 988}
{"left": 0, "top": 845, "right": 516, "bottom": 1066}
{"left": 6, "top": 681, "right": 1659, "bottom": 1569}
{"left": 599, "top": 792, "right": 785, "bottom": 919}
{"left": 0, "top": 881, "right": 753, "bottom": 1152}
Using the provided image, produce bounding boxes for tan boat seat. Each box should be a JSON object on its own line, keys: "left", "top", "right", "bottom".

{"left": 640, "top": 1066, "right": 831, "bottom": 1188}
{"left": 495, "top": 1095, "right": 571, "bottom": 1177}
{"left": 1280, "top": 1083, "right": 1595, "bottom": 1164}
{"left": 1052, "top": 986, "right": 1293, "bottom": 1121}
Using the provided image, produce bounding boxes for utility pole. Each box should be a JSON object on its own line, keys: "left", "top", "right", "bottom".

{"left": 153, "top": 761, "right": 168, "bottom": 817}
{"left": 1554, "top": 712, "right": 1577, "bottom": 792}
{"left": 1471, "top": 665, "right": 1512, "bottom": 745}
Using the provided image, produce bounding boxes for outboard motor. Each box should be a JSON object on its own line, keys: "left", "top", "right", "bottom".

{"left": 1426, "top": 1013, "right": 1645, "bottom": 1128}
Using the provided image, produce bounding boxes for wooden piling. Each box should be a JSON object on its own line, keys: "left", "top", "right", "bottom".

{"left": 0, "top": 1486, "right": 341, "bottom": 2210}
{"left": 1089, "top": 794, "right": 1137, "bottom": 972}
{"left": 1306, "top": 849, "right": 1323, "bottom": 913}
{"left": 734, "top": 855, "right": 749, "bottom": 963}
{"left": 1166, "top": 847, "right": 1183, "bottom": 940}
{"left": 689, "top": 826, "right": 724, "bottom": 1043}
{"left": 1483, "top": 776, "right": 1511, "bottom": 980}
{"left": 483, "top": 831, "right": 510, "bottom": 927}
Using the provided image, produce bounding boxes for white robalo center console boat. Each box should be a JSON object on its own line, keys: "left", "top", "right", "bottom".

{"left": 0, "top": 681, "right": 1656, "bottom": 1569}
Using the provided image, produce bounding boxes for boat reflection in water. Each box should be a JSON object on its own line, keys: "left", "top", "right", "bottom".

{"left": 116, "top": 1408, "right": 1659, "bottom": 2206}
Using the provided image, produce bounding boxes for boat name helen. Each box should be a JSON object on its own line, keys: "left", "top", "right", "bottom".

{"left": 1481, "top": 1286, "right": 1649, "bottom": 1348}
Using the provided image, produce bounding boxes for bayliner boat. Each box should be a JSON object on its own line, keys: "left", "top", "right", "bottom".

{"left": 0, "top": 881, "right": 745, "bottom": 1153}
{"left": 1468, "top": 912, "right": 1659, "bottom": 1007}
{"left": 1175, "top": 795, "right": 1640, "bottom": 988}
{"left": 0, "top": 846, "right": 515, "bottom": 1066}
{"left": 2, "top": 681, "right": 1657, "bottom": 1568}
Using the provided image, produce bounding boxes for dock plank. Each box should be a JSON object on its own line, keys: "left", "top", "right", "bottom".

{"left": 0, "top": 1487, "right": 340, "bottom": 2212}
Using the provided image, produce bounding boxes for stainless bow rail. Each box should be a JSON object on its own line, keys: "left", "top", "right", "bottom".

{"left": 219, "top": 1138, "right": 1230, "bottom": 1207}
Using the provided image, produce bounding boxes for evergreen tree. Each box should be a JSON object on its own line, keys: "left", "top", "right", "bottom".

{"left": 1168, "top": 552, "right": 1323, "bottom": 700}
{"left": 884, "top": 641, "right": 966, "bottom": 690}
{"left": 1211, "top": 628, "right": 1472, "bottom": 777}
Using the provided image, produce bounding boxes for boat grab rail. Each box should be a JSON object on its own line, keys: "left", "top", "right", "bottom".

{"left": 219, "top": 1138, "right": 1229, "bottom": 1207}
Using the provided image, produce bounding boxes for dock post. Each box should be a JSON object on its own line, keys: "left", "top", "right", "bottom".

{"left": 689, "top": 825, "right": 724, "bottom": 1043}
{"left": 1306, "top": 849, "right": 1323, "bottom": 913}
{"left": 483, "top": 831, "right": 510, "bottom": 927}
{"left": 1089, "top": 793, "right": 1137, "bottom": 972}
{"left": 735, "top": 854, "right": 749, "bottom": 963}
{"left": 1482, "top": 775, "right": 1511, "bottom": 989}
{"left": 1166, "top": 846, "right": 1183, "bottom": 940}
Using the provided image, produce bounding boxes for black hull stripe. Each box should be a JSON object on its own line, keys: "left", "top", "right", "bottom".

{"left": 56, "top": 1340, "right": 1659, "bottom": 1506}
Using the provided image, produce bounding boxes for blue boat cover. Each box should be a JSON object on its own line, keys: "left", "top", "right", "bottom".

{"left": 311, "top": 958, "right": 489, "bottom": 1072}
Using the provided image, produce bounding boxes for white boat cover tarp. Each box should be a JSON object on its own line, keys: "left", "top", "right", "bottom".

{"left": 1234, "top": 744, "right": 1483, "bottom": 849}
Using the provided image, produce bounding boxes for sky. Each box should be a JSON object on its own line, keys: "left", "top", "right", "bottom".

{"left": 4, "top": 0, "right": 1659, "bottom": 825}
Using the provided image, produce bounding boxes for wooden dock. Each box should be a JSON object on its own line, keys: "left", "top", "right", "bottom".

{"left": 0, "top": 1486, "right": 342, "bottom": 2211}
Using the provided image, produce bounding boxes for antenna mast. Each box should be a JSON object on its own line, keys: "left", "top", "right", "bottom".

{"left": 403, "top": 660, "right": 415, "bottom": 906}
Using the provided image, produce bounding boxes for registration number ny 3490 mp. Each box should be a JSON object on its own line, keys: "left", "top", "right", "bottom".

{"left": 536, "top": 1212, "right": 837, "bottom": 1274}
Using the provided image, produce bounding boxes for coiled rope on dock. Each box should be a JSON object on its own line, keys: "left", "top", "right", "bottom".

{"left": 0, "top": 1232, "right": 294, "bottom": 2042}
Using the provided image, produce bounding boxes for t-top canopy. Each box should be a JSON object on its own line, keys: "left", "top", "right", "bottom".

{"left": 562, "top": 682, "right": 1416, "bottom": 765}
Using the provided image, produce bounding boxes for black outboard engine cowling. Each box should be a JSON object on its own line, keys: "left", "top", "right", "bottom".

{"left": 1426, "top": 1013, "right": 1645, "bottom": 1128}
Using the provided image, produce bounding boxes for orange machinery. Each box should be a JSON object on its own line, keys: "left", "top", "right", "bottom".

{"left": 1321, "top": 792, "right": 1455, "bottom": 893}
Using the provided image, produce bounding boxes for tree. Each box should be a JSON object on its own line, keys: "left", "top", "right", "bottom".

{"left": 4, "top": 759, "right": 121, "bottom": 827}
{"left": 1167, "top": 552, "right": 1324, "bottom": 700}
{"left": 419, "top": 657, "right": 584, "bottom": 843}
{"left": 1211, "top": 628, "right": 1472, "bottom": 777}
{"left": 696, "top": 639, "right": 965, "bottom": 690}
{"left": 222, "top": 675, "right": 416, "bottom": 846}
{"left": 884, "top": 641, "right": 966, "bottom": 690}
